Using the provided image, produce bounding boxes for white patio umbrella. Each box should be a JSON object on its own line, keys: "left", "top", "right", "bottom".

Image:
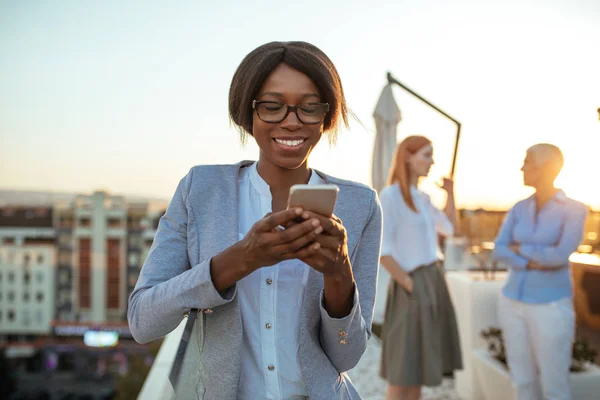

{"left": 371, "top": 83, "right": 401, "bottom": 325}
{"left": 371, "top": 83, "right": 402, "bottom": 193}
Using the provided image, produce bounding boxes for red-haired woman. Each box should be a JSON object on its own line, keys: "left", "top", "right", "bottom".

{"left": 379, "top": 135, "right": 462, "bottom": 400}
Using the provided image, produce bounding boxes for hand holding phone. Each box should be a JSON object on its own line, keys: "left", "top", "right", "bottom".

{"left": 285, "top": 183, "right": 342, "bottom": 261}
{"left": 287, "top": 184, "right": 339, "bottom": 217}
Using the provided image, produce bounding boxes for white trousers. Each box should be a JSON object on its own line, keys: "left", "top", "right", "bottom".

{"left": 498, "top": 295, "right": 575, "bottom": 400}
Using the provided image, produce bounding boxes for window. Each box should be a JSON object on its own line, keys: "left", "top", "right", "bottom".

{"left": 59, "top": 252, "right": 71, "bottom": 266}
{"left": 23, "top": 309, "right": 30, "bottom": 326}
{"left": 129, "top": 235, "right": 142, "bottom": 248}
{"left": 36, "top": 272, "right": 44, "bottom": 284}
{"left": 37, "top": 254, "right": 44, "bottom": 264}
{"left": 8, "top": 309, "right": 15, "bottom": 322}
{"left": 8, "top": 291, "right": 15, "bottom": 302}
{"left": 24, "top": 271, "right": 31, "bottom": 285}
{"left": 79, "top": 238, "right": 91, "bottom": 308}
{"left": 79, "top": 217, "right": 91, "bottom": 227}
{"left": 23, "top": 253, "right": 31, "bottom": 267}
{"left": 37, "top": 292, "right": 44, "bottom": 303}
{"left": 106, "top": 239, "right": 121, "bottom": 308}
{"left": 59, "top": 215, "right": 74, "bottom": 228}
{"left": 23, "top": 292, "right": 30, "bottom": 302}
{"left": 8, "top": 271, "right": 14, "bottom": 282}
{"left": 35, "top": 309, "right": 43, "bottom": 324}
{"left": 59, "top": 232, "right": 71, "bottom": 245}
{"left": 60, "top": 270, "right": 69, "bottom": 285}
{"left": 108, "top": 218, "right": 122, "bottom": 228}
{"left": 60, "top": 291, "right": 71, "bottom": 304}
{"left": 128, "top": 252, "right": 139, "bottom": 266}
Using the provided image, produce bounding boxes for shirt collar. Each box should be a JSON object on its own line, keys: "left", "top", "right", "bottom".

{"left": 248, "top": 162, "right": 319, "bottom": 198}
{"left": 554, "top": 189, "right": 567, "bottom": 204}
{"left": 526, "top": 189, "right": 568, "bottom": 205}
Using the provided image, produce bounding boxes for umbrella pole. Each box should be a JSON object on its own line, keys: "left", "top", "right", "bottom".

{"left": 451, "top": 123, "right": 461, "bottom": 177}
{"left": 387, "top": 72, "right": 461, "bottom": 178}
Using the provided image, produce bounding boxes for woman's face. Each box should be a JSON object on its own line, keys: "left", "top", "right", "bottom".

{"left": 407, "top": 144, "right": 434, "bottom": 178}
{"left": 252, "top": 63, "right": 324, "bottom": 171}
{"left": 521, "top": 151, "right": 541, "bottom": 187}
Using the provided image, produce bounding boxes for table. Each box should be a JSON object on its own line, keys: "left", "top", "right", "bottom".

{"left": 446, "top": 271, "right": 507, "bottom": 400}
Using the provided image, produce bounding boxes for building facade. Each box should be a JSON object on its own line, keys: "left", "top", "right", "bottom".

{"left": 0, "top": 192, "right": 164, "bottom": 339}
{"left": 0, "top": 207, "right": 56, "bottom": 337}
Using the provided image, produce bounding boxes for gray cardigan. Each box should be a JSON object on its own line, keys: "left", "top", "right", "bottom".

{"left": 128, "top": 161, "right": 382, "bottom": 399}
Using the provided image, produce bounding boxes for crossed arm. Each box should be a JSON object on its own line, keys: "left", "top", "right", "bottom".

{"left": 493, "top": 204, "right": 588, "bottom": 271}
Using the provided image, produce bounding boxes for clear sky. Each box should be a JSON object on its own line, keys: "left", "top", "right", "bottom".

{"left": 1, "top": 0, "right": 599, "bottom": 210}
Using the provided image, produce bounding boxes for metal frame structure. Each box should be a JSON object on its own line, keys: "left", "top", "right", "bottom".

{"left": 387, "top": 72, "right": 462, "bottom": 178}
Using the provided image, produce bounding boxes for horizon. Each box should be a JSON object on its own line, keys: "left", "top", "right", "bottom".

{"left": 2, "top": 187, "right": 599, "bottom": 213}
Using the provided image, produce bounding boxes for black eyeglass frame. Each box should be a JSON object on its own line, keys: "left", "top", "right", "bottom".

{"left": 252, "top": 100, "right": 330, "bottom": 125}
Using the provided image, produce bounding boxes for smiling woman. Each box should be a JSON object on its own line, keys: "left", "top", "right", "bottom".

{"left": 128, "top": 41, "right": 383, "bottom": 400}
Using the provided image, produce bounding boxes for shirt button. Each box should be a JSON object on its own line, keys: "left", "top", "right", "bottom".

{"left": 268, "top": 364, "right": 275, "bottom": 371}
{"left": 339, "top": 339, "right": 348, "bottom": 345}
{"left": 266, "top": 278, "right": 273, "bottom": 285}
{"left": 339, "top": 330, "right": 347, "bottom": 337}
{"left": 265, "top": 323, "right": 272, "bottom": 329}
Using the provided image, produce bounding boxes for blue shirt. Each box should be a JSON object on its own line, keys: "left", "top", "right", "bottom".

{"left": 493, "top": 190, "right": 588, "bottom": 304}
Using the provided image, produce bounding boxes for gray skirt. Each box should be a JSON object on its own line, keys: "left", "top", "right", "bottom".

{"left": 380, "top": 262, "right": 463, "bottom": 387}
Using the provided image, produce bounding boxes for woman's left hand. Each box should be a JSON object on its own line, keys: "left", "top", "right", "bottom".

{"left": 296, "top": 211, "right": 351, "bottom": 277}
{"left": 438, "top": 177, "right": 454, "bottom": 193}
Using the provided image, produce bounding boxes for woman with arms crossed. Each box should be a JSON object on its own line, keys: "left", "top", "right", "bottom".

{"left": 493, "top": 144, "right": 588, "bottom": 400}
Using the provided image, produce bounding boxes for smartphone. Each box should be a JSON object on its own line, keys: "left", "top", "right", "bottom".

{"left": 287, "top": 184, "right": 339, "bottom": 217}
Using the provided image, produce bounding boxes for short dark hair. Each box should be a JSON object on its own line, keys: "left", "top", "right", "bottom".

{"left": 228, "top": 41, "right": 349, "bottom": 144}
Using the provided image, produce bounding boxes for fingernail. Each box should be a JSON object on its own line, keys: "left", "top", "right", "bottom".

{"left": 302, "top": 212, "right": 310, "bottom": 219}
{"left": 311, "top": 219, "right": 320, "bottom": 227}
{"left": 313, "top": 243, "right": 321, "bottom": 250}
{"left": 295, "top": 208, "right": 302, "bottom": 215}
{"left": 315, "top": 226, "right": 323, "bottom": 234}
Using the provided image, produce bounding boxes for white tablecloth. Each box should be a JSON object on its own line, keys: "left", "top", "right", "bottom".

{"left": 446, "top": 271, "right": 507, "bottom": 400}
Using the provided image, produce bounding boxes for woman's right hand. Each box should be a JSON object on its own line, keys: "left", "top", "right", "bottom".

{"left": 240, "top": 207, "right": 323, "bottom": 271}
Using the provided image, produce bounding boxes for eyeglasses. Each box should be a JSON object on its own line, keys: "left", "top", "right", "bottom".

{"left": 252, "top": 100, "right": 329, "bottom": 125}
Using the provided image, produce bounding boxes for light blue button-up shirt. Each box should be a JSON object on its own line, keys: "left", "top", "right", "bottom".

{"left": 493, "top": 190, "right": 588, "bottom": 304}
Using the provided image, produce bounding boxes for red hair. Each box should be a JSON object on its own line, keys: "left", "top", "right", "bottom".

{"left": 387, "top": 135, "right": 432, "bottom": 212}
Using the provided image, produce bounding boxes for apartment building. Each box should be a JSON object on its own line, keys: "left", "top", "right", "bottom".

{"left": 0, "top": 191, "right": 165, "bottom": 338}
{"left": 0, "top": 207, "right": 56, "bottom": 336}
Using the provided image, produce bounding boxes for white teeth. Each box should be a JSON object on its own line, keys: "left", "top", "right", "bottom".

{"left": 275, "top": 139, "right": 304, "bottom": 147}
